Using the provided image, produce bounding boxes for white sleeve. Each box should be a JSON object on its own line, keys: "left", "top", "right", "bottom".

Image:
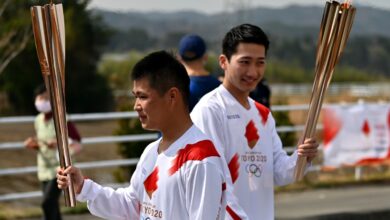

{"left": 185, "top": 162, "right": 224, "bottom": 220}
{"left": 270, "top": 114, "right": 298, "bottom": 186}
{"left": 77, "top": 177, "right": 140, "bottom": 220}
{"left": 191, "top": 105, "right": 249, "bottom": 220}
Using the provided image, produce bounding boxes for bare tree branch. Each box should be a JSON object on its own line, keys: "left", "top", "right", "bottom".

{"left": 0, "top": 0, "right": 32, "bottom": 75}
{"left": 0, "top": 30, "right": 17, "bottom": 48}
{"left": 0, "top": 27, "right": 31, "bottom": 75}
{"left": 0, "top": 0, "right": 12, "bottom": 18}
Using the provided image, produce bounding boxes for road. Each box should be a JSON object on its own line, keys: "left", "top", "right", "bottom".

{"left": 275, "top": 184, "right": 390, "bottom": 219}
{"left": 25, "top": 184, "right": 390, "bottom": 220}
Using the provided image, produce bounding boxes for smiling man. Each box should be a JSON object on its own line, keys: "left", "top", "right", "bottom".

{"left": 191, "top": 24, "right": 319, "bottom": 220}
{"left": 56, "top": 51, "right": 238, "bottom": 220}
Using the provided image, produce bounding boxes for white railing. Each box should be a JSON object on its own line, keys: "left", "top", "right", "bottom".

{"left": 271, "top": 83, "right": 390, "bottom": 97}
{"left": 0, "top": 104, "right": 331, "bottom": 202}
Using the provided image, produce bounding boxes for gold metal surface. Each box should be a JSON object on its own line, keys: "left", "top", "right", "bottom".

{"left": 31, "top": 3, "right": 76, "bottom": 207}
{"left": 294, "top": 0, "right": 356, "bottom": 181}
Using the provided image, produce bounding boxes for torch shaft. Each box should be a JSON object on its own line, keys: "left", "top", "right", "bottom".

{"left": 31, "top": 4, "right": 76, "bottom": 207}
{"left": 294, "top": 1, "right": 356, "bottom": 181}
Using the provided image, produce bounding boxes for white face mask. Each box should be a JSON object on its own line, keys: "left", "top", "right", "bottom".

{"left": 35, "top": 100, "right": 51, "bottom": 113}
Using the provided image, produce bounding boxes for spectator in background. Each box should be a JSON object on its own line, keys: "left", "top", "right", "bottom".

{"left": 24, "top": 84, "right": 82, "bottom": 220}
{"left": 250, "top": 78, "right": 271, "bottom": 108}
{"left": 178, "top": 34, "right": 220, "bottom": 111}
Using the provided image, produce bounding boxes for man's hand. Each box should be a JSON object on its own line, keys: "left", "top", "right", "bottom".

{"left": 57, "top": 166, "right": 85, "bottom": 194}
{"left": 24, "top": 137, "right": 39, "bottom": 150}
{"left": 297, "top": 138, "right": 319, "bottom": 163}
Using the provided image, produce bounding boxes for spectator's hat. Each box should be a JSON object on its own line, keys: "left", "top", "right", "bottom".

{"left": 179, "top": 34, "right": 206, "bottom": 61}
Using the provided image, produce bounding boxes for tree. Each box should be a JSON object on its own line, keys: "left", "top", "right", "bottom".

{"left": 0, "top": 0, "right": 31, "bottom": 75}
{"left": 61, "top": 0, "right": 113, "bottom": 113}
{"left": 0, "top": 0, "right": 113, "bottom": 115}
{"left": 98, "top": 51, "right": 143, "bottom": 90}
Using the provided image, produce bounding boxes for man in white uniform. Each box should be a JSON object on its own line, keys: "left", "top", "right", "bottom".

{"left": 57, "top": 51, "right": 232, "bottom": 220}
{"left": 191, "top": 24, "right": 319, "bottom": 220}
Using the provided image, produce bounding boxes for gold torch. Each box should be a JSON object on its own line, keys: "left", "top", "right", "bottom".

{"left": 294, "top": 0, "right": 356, "bottom": 181}
{"left": 30, "top": 1, "right": 76, "bottom": 206}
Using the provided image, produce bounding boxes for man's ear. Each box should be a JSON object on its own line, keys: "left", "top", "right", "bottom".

{"left": 219, "top": 54, "right": 228, "bottom": 70}
{"left": 167, "top": 87, "right": 180, "bottom": 103}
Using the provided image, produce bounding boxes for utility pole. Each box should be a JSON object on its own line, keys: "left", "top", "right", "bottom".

{"left": 223, "top": 0, "right": 253, "bottom": 22}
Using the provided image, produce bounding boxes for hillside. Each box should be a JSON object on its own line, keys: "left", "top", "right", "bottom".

{"left": 93, "top": 5, "right": 390, "bottom": 78}
{"left": 95, "top": 5, "right": 390, "bottom": 40}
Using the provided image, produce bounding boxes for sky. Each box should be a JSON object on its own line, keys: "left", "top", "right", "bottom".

{"left": 88, "top": 0, "right": 390, "bottom": 13}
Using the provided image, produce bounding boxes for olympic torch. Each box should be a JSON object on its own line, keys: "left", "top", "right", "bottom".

{"left": 294, "top": 0, "right": 356, "bottom": 181}
{"left": 30, "top": 1, "right": 76, "bottom": 206}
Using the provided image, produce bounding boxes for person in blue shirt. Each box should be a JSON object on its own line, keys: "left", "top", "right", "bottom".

{"left": 178, "top": 34, "right": 221, "bottom": 111}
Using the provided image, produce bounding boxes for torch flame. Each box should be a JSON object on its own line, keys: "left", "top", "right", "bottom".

{"left": 341, "top": 0, "right": 352, "bottom": 9}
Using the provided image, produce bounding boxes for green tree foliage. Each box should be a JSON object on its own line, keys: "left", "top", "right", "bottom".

{"left": 0, "top": 0, "right": 113, "bottom": 115}
{"left": 270, "top": 35, "right": 317, "bottom": 70}
{"left": 332, "top": 66, "right": 387, "bottom": 82}
{"left": 98, "top": 52, "right": 222, "bottom": 94}
{"left": 204, "top": 53, "right": 223, "bottom": 77}
{"left": 272, "top": 106, "right": 297, "bottom": 149}
{"left": 0, "top": 0, "right": 42, "bottom": 114}
{"left": 266, "top": 61, "right": 312, "bottom": 83}
{"left": 0, "top": 0, "right": 31, "bottom": 75}
{"left": 268, "top": 35, "right": 390, "bottom": 80}
{"left": 341, "top": 36, "right": 390, "bottom": 76}
{"left": 98, "top": 51, "right": 143, "bottom": 90}
{"left": 62, "top": 0, "right": 113, "bottom": 113}
{"left": 265, "top": 60, "right": 385, "bottom": 83}
{"left": 0, "top": 44, "right": 42, "bottom": 114}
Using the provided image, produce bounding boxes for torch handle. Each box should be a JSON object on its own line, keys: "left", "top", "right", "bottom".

{"left": 294, "top": 1, "right": 356, "bottom": 182}
{"left": 31, "top": 3, "right": 76, "bottom": 207}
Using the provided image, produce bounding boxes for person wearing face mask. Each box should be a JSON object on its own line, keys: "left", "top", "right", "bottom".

{"left": 24, "top": 84, "right": 82, "bottom": 220}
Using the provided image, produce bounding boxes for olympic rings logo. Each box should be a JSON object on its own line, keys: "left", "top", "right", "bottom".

{"left": 245, "top": 164, "right": 263, "bottom": 177}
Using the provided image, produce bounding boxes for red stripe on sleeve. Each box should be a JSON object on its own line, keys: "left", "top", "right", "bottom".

{"left": 226, "top": 205, "right": 242, "bottom": 220}
{"left": 169, "top": 140, "right": 220, "bottom": 175}
{"left": 222, "top": 182, "right": 226, "bottom": 191}
{"left": 255, "top": 102, "right": 270, "bottom": 125}
{"left": 228, "top": 153, "right": 240, "bottom": 183}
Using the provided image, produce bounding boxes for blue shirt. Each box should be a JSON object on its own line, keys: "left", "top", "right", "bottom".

{"left": 189, "top": 75, "right": 221, "bottom": 111}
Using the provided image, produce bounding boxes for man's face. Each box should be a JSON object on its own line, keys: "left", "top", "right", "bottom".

{"left": 132, "top": 77, "right": 169, "bottom": 131}
{"left": 220, "top": 43, "right": 266, "bottom": 95}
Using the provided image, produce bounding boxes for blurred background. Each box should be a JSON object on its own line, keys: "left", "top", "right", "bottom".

{"left": 1, "top": 0, "right": 389, "bottom": 219}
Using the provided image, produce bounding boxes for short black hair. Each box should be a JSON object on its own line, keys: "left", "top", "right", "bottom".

{"left": 222, "top": 23, "right": 270, "bottom": 61}
{"left": 34, "top": 84, "right": 47, "bottom": 97}
{"left": 131, "top": 50, "right": 190, "bottom": 107}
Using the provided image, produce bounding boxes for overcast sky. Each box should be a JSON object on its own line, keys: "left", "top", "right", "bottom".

{"left": 88, "top": 0, "right": 390, "bottom": 13}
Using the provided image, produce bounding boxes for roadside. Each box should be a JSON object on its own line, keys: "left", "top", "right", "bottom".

{"left": 11, "top": 183, "right": 390, "bottom": 220}
{"left": 275, "top": 184, "right": 390, "bottom": 220}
